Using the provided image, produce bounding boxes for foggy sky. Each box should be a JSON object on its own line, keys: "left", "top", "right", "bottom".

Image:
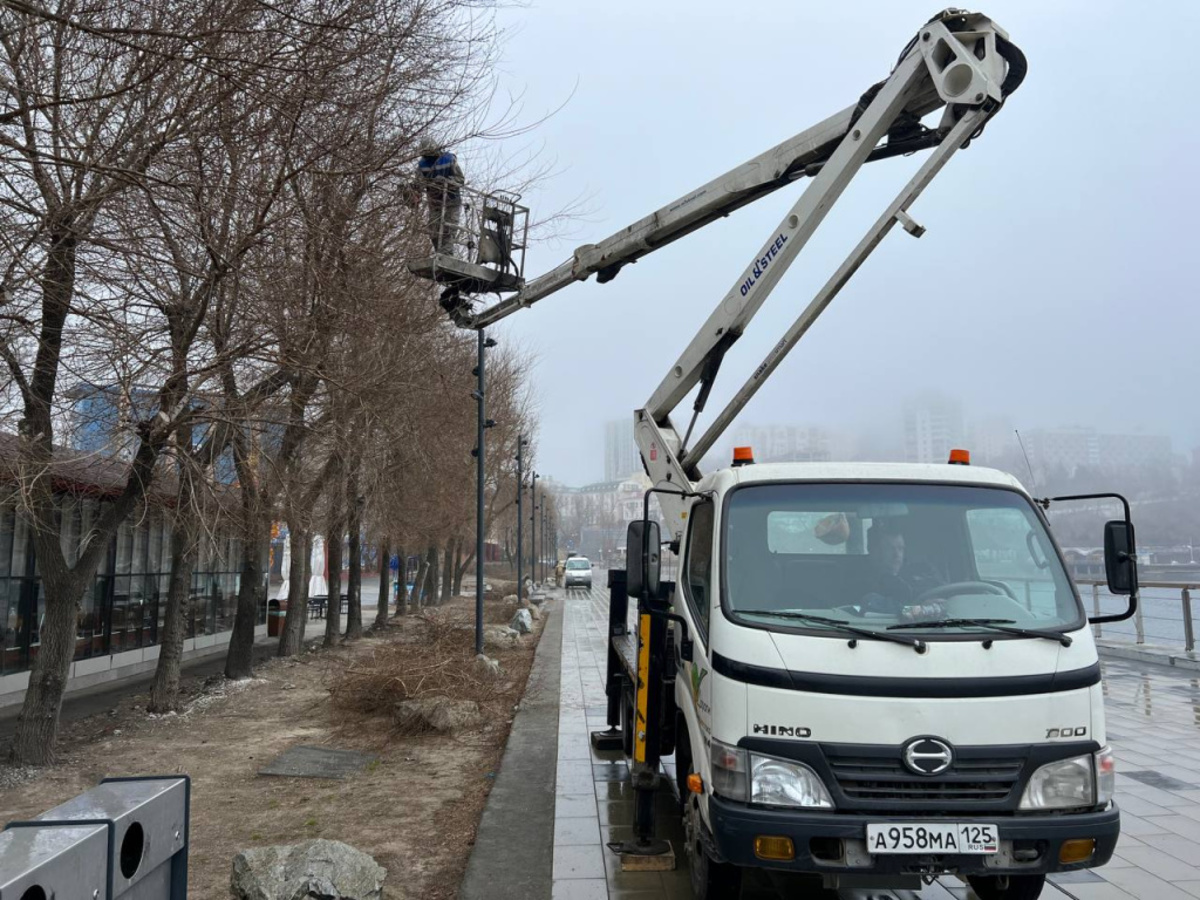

{"left": 483, "top": 1, "right": 1199, "bottom": 486}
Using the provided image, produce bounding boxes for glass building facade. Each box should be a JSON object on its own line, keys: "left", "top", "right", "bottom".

{"left": 0, "top": 496, "right": 254, "bottom": 676}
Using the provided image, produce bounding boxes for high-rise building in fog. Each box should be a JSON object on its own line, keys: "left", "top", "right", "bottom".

{"left": 1023, "top": 427, "right": 1172, "bottom": 475}
{"left": 604, "top": 418, "right": 640, "bottom": 481}
{"left": 904, "top": 393, "right": 966, "bottom": 464}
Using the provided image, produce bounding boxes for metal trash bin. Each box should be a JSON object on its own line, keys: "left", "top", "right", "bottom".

{"left": 1, "top": 775, "right": 190, "bottom": 899}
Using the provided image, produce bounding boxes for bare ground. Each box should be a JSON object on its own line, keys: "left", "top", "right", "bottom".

{"left": 0, "top": 596, "right": 544, "bottom": 900}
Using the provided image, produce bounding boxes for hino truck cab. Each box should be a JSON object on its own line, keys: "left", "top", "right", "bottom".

{"left": 641, "top": 455, "right": 1136, "bottom": 898}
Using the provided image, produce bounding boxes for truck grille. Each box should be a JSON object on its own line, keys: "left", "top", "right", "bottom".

{"left": 824, "top": 747, "right": 1025, "bottom": 806}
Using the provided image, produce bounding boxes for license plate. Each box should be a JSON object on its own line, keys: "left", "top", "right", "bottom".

{"left": 866, "top": 823, "right": 999, "bottom": 855}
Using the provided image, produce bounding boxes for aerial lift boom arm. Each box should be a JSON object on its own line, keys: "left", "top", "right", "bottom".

{"left": 446, "top": 10, "right": 1025, "bottom": 537}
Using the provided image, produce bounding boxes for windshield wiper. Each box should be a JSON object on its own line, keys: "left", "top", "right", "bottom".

{"left": 887, "top": 617, "right": 1072, "bottom": 647}
{"left": 737, "top": 610, "right": 926, "bottom": 652}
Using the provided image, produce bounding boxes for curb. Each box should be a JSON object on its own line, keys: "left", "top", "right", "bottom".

{"left": 458, "top": 598, "right": 563, "bottom": 900}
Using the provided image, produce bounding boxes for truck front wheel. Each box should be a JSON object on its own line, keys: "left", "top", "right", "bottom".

{"left": 684, "top": 796, "right": 742, "bottom": 900}
{"left": 967, "top": 874, "right": 1046, "bottom": 900}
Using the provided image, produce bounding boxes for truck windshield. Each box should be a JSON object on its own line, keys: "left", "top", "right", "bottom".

{"left": 722, "top": 482, "right": 1083, "bottom": 638}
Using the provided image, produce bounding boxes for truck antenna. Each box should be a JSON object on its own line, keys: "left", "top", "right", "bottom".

{"left": 1014, "top": 429, "right": 1040, "bottom": 496}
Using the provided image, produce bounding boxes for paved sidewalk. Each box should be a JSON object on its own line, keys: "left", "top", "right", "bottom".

{"left": 551, "top": 585, "right": 1200, "bottom": 899}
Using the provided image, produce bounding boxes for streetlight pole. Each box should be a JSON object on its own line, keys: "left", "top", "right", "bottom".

{"left": 530, "top": 471, "right": 538, "bottom": 585}
{"left": 515, "top": 436, "right": 526, "bottom": 599}
{"left": 473, "top": 329, "right": 497, "bottom": 656}
{"left": 540, "top": 499, "right": 547, "bottom": 583}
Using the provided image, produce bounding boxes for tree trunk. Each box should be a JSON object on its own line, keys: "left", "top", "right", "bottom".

{"left": 148, "top": 512, "right": 198, "bottom": 712}
{"left": 440, "top": 538, "right": 454, "bottom": 603}
{"left": 324, "top": 522, "right": 343, "bottom": 645}
{"left": 8, "top": 570, "right": 85, "bottom": 765}
{"left": 373, "top": 535, "right": 391, "bottom": 629}
{"left": 345, "top": 493, "right": 363, "bottom": 640}
{"left": 423, "top": 544, "right": 439, "bottom": 607}
{"left": 394, "top": 546, "right": 407, "bottom": 614}
{"left": 455, "top": 544, "right": 475, "bottom": 598}
{"left": 226, "top": 510, "right": 269, "bottom": 679}
{"left": 408, "top": 550, "right": 426, "bottom": 614}
{"left": 278, "top": 526, "right": 312, "bottom": 656}
{"left": 452, "top": 536, "right": 466, "bottom": 596}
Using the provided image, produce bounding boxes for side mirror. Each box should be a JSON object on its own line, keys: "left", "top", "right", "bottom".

{"left": 1103, "top": 520, "right": 1137, "bottom": 596}
{"left": 626, "top": 520, "right": 661, "bottom": 599}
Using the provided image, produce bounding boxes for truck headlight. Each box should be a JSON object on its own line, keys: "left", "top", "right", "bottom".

{"left": 750, "top": 754, "right": 835, "bottom": 809}
{"left": 1019, "top": 754, "right": 1096, "bottom": 810}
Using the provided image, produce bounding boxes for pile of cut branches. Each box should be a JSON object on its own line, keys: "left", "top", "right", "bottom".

{"left": 329, "top": 609, "right": 532, "bottom": 720}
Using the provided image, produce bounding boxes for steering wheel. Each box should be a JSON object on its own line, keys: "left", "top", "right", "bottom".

{"left": 916, "top": 581, "right": 1009, "bottom": 603}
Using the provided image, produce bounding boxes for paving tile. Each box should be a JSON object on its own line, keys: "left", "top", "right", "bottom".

{"left": 1100, "top": 864, "right": 1200, "bottom": 900}
{"left": 558, "top": 792, "right": 600, "bottom": 819}
{"left": 1116, "top": 811, "right": 1172, "bottom": 836}
{"left": 555, "top": 816, "right": 601, "bottom": 847}
{"left": 1111, "top": 845, "right": 1200, "bottom": 883}
{"left": 1122, "top": 784, "right": 1200, "bottom": 809}
{"left": 594, "top": 761, "right": 631, "bottom": 781}
{"left": 558, "top": 774, "right": 599, "bottom": 795}
{"left": 1145, "top": 814, "right": 1200, "bottom": 841}
{"left": 551, "top": 877, "right": 609, "bottom": 899}
{"left": 1124, "top": 770, "right": 1198, "bottom": 791}
{"left": 1143, "top": 834, "right": 1200, "bottom": 867}
{"left": 553, "top": 844, "right": 608, "bottom": 880}
{"left": 1115, "top": 794, "right": 1174, "bottom": 817}
{"left": 1175, "top": 883, "right": 1200, "bottom": 899}
{"left": 597, "top": 800, "right": 637, "bottom": 827}
{"left": 1051, "top": 869, "right": 1107, "bottom": 883}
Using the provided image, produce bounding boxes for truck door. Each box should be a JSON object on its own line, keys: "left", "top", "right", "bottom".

{"left": 677, "top": 499, "right": 715, "bottom": 737}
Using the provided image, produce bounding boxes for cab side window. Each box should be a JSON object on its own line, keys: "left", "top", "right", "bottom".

{"left": 684, "top": 501, "right": 715, "bottom": 640}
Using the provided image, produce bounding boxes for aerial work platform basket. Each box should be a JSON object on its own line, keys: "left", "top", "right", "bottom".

{"left": 407, "top": 183, "right": 529, "bottom": 298}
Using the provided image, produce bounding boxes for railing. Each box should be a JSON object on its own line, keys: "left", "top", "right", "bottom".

{"left": 1076, "top": 579, "right": 1198, "bottom": 653}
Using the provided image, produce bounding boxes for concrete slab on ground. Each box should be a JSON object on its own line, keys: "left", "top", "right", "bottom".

{"left": 258, "top": 745, "right": 378, "bottom": 779}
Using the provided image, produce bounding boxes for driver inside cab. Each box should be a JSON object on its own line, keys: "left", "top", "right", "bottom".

{"left": 861, "top": 519, "right": 943, "bottom": 620}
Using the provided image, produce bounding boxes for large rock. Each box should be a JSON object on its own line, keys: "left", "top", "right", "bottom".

{"left": 509, "top": 608, "right": 533, "bottom": 635}
{"left": 472, "top": 654, "right": 501, "bottom": 680}
{"left": 394, "top": 697, "right": 484, "bottom": 733}
{"left": 231, "top": 838, "right": 386, "bottom": 900}
{"left": 483, "top": 624, "right": 519, "bottom": 651}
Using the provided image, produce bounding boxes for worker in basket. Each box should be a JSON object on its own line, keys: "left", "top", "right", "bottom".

{"left": 414, "top": 139, "right": 465, "bottom": 254}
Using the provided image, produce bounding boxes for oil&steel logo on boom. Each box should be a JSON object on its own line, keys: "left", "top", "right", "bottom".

{"left": 739, "top": 233, "right": 788, "bottom": 296}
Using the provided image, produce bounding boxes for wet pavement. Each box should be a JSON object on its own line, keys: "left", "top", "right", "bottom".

{"left": 552, "top": 585, "right": 1200, "bottom": 899}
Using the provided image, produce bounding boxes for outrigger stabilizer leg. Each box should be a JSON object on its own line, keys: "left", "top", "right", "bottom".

{"left": 604, "top": 571, "right": 675, "bottom": 870}
{"left": 590, "top": 569, "right": 629, "bottom": 753}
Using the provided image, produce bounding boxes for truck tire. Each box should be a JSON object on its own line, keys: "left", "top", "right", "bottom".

{"left": 685, "top": 795, "right": 742, "bottom": 900}
{"left": 967, "top": 874, "right": 1046, "bottom": 900}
